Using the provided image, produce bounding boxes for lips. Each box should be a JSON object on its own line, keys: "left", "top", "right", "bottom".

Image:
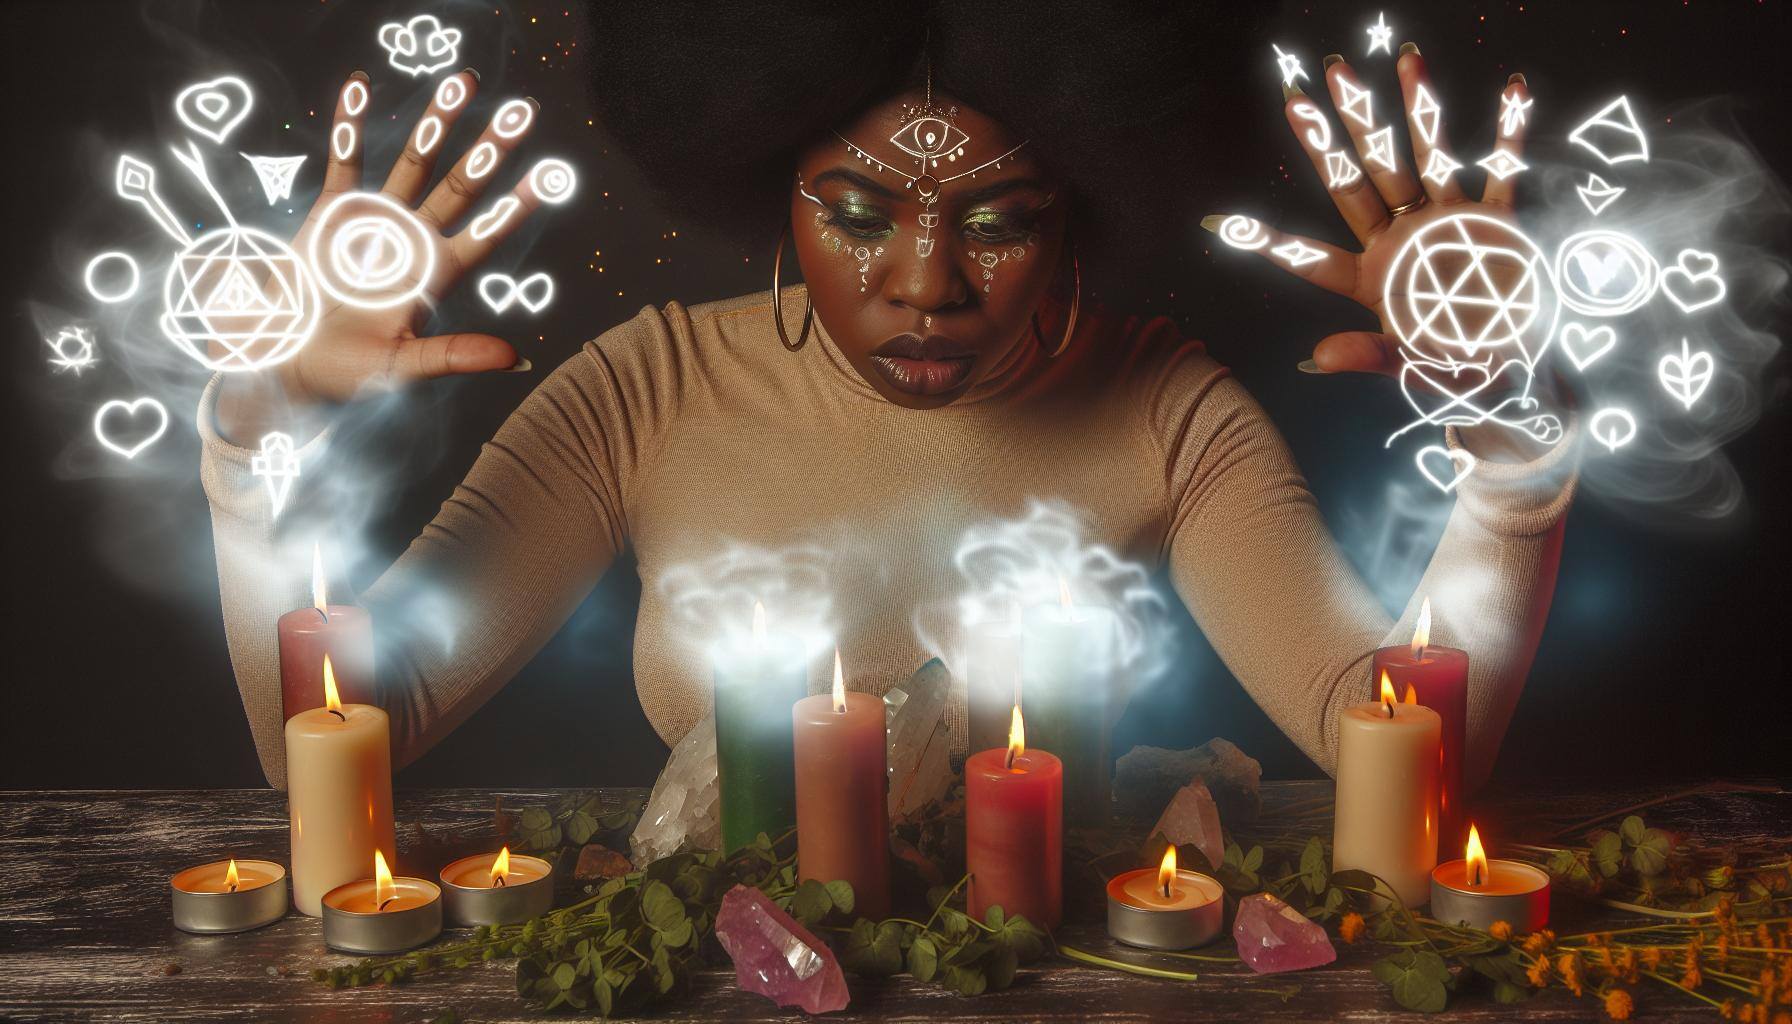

{"left": 869, "top": 333, "right": 976, "bottom": 396}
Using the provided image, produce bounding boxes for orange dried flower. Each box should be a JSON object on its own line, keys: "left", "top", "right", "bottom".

{"left": 1489, "top": 920, "right": 1513, "bottom": 942}
{"left": 1524, "top": 929, "right": 1557, "bottom": 956}
{"left": 1603, "top": 987, "right": 1635, "bottom": 1020}
{"left": 1772, "top": 1011, "right": 1791, "bottom": 1024}
{"left": 1641, "top": 947, "right": 1663, "bottom": 970}
{"left": 1682, "top": 960, "right": 1703, "bottom": 991}
{"left": 1528, "top": 957, "right": 1552, "bottom": 988}
{"left": 1560, "top": 951, "right": 1586, "bottom": 997}
{"left": 1339, "top": 912, "right": 1365, "bottom": 944}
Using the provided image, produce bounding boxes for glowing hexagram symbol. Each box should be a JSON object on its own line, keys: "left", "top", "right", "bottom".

{"left": 160, "top": 226, "right": 322, "bottom": 372}
{"left": 307, "top": 192, "right": 436, "bottom": 310}
{"left": 251, "top": 432, "right": 301, "bottom": 518}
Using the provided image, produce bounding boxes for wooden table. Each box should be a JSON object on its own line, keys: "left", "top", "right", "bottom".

{"left": 2, "top": 780, "right": 1785, "bottom": 1022}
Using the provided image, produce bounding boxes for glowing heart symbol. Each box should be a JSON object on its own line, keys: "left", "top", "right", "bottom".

{"left": 1659, "top": 249, "right": 1725, "bottom": 314}
{"left": 93, "top": 397, "right": 170, "bottom": 459}
{"left": 1658, "top": 337, "right": 1715, "bottom": 410}
{"left": 478, "top": 272, "right": 554, "bottom": 314}
{"left": 1560, "top": 322, "right": 1618, "bottom": 372}
{"left": 1415, "top": 445, "right": 1477, "bottom": 493}
{"left": 174, "top": 76, "right": 254, "bottom": 146}
{"left": 1400, "top": 359, "right": 1531, "bottom": 426}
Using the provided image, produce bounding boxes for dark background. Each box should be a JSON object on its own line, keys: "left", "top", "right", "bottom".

{"left": 2, "top": 1, "right": 1787, "bottom": 791}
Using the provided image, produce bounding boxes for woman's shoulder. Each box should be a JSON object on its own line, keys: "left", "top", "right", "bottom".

{"left": 574, "top": 288, "right": 787, "bottom": 376}
{"left": 1071, "top": 304, "right": 1233, "bottom": 414}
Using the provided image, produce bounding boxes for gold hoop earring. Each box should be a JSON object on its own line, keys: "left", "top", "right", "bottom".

{"left": 770, "top": 220, "right": 812, "bottom": 352}
{"left": 1031, "top": 245, "right": 1081, "bottom": 359}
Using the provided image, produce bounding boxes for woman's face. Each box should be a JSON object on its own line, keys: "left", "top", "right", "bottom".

{"left": 791, "top": 91, "right": 1067, "bottom": 408}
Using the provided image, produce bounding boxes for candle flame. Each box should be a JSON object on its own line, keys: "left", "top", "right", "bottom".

{"left": 312, "top": 542, "right": 328, "bottom": 612}
{"left": 1158, "top": 845, "right": 1177, "bottom": 898}
{"left": 1404, "top": 683, "right": 1418, "bottom": 705}
{"left": 373, "top": 848, "right": 396, "bottom": 909}
{"left": 1410, "top": 597, "right": 1432, "bottom": 659}
{"left": 1005, "top": 705, "right": 1025, "bottom": 769}
{"left": 491, "top": 845, "right": 511, "bottom": 886}
{"left": 1379, "top": 669, "right": 1396, "bottom": 715}
{"left": 752, "top": 600, "right": 766, "bottom": 645}
{"left": 1058, "top": 574, "right": 1073, "bottom": 610}
{"left": 225, "top": 857, "right": 240, "bottom": 892}
{"left": 832, "top": 647, "right": 846, "bottom": 713}
{"left": 1466, "top": 824, "right": 1487, "bottom": 887}
{"left": 323, "top": 654, "right": 342, "bottom": 713}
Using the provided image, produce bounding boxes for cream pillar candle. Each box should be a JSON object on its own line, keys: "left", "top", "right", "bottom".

{"left": 285, "top": 654, "right": 396, "bottom": 916}
{"left": 1332, "top": 672, "right": 1442, "bottom": 908}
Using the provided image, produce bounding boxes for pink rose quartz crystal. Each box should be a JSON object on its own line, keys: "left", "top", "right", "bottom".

{"left": 714, "top": 884, "right": 850, "bottom": 1014}
{"left": 1232, "top": 892, "right": 1337, "bottom": 974}
{"left": 1150, "top": 780, "right": 1225, "bottom": 872}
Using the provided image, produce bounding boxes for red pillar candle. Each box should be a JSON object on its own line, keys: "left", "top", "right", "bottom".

{"left": 280, "top": 544, "right": 374, "bottom": 724}
{"left": 1371, "top": 598, "right": 1469, "bottom": 851}
{"left": 966, "top": 707, "right": 1063, "bottom": 930}
{"left": 792, "top": 650, "right": 891, "bottom": 920}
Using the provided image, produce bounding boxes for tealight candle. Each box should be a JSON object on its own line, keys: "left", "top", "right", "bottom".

{"left": 1430, "top": 824, "right": 1550, "bottom": 934}
{"left": 321, "top": 850, "right": 443, "bottom": 954}
{"left": 170, "top": 857, "right": 287, "bottom": 934}
{"left": 1106, "top": 846, "right": 1224, "bottom": 950}
{"left": 440, "top": 846, "right": 555, "bottom": 927}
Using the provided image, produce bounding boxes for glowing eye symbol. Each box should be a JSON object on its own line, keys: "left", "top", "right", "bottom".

{"left": 888, "top": 116, "right": 970, "bottom": 161}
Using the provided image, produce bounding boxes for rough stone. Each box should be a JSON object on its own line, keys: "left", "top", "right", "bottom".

{"left": 1113, "top": 738, "right": 1262, "bottom": 824}
{"left": 1233, "top": 892, "right": 1337, "bottom": 974}
{"left": 572, "top": 843, "right": 632, "bottom": 882}
{"left": 629, "top": 713, "right": 720, "bottom": 866}
{"left": 885, "top": 659, "right": 953, "bottom": 822}
{"left": 714, "top": 884, "right": 850, "bottom": 1014}
{"left": 1146, "top": 780, "right": 1225, "bottom": 873}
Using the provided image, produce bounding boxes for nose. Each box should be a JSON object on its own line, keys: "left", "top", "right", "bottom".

{"left": 881, "top": 237, "right": 970, "bottom": 313}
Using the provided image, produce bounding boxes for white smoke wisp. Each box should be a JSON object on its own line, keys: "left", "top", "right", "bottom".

{"left": 656, "top": 541, "right": 838, "bottom": 660}
{"left": 914, "top": 500, "right": 1175, "bottom": 685}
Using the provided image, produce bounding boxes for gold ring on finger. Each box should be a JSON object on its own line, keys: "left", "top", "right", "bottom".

{"left": 1387, "top": 195, "right": 1429, "bottom": 217}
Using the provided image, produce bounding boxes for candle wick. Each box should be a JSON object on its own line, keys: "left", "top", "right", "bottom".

{"left": 1161, "top": 880, "right": 1172, "bottom": 900}
{"left": 316, "top": 606, "right": 330, "bottom": 624}
{"left": 493, "top": 875, "right": 506, "bottom": 888}
{"left": 226, "top": 882, "right": 238, "bottom": 894}
{"left": 1471, "top": 863, "right": 1482, "bottom": 887}
{"left": 1384, "top": 701, "right": 1394, "bottom": 719}
{"left": 1004, "top": 747, "right": 1016, "bottom": 771}
{"left": 378, "top": 896, "right": 396, "bottom": 912}
{"left": 328, "top": 709, "right": 346, "bottom": 722}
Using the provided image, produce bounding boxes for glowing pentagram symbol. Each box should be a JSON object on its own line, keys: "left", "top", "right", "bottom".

{"left": 1365, "top": 12, "right": 1393, "bottom": 55}
{"left": 160, "top": 225, "right": 321, "bottom": 372}
{"left": 93, "top": 397, "right": 170, "bottom": 460}
{"left": 46, "top": 325, "right": 98, "bottom": 374}
{"left": 307, "top": 192, "right": 436, "bottom": 310}
{"left": 251, "top": 432, "right": 301, "bottom": 518}
{"left": 378, "top": 14, "right": 461, "bottom": 77}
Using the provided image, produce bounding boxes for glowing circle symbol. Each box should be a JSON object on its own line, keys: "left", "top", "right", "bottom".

{"left": 1385, "top": 213, "right": 1557, "bottom": 367}
{"left": 1218, "top": 215, "right": 1268, "bottom": 251}
{"left": 308, "top": 192, "right": 436, "bottom": 310}
{"left": 83, "top": 251, "right": 140, "bottom": 303}
{"left": 491, "top": 99, "right": 534, "bottom": 140}
{"left": 529, "top": 159, "right": 576, "bottom": 204}
{"left": 160, "top": 226, "right": 321, "bottom": 372}
{"left": 93, "top": 397, "right": 170, "bottom": 459}
{"left": 1554, "top": 230, "right": 1659, "bottom": 318}
{"left": 434, "top": 75, "right": 468, "bottom": 111}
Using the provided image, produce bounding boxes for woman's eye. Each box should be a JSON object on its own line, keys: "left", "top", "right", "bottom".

{"left": 962, "top": 213, "right": 1029, "bottom": 242}
{"left": 826, "top": 208, "right": 893, "bottom": 238}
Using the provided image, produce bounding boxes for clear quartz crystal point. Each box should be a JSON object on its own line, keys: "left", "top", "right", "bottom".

{"left": 629, "top": 713, "right": 720, "bottom": 865}
{"left": 883, "top": 659, "right": 953, "bottom": 820}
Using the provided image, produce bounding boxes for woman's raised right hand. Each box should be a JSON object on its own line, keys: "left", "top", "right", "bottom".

{"left": 215, "top": 69, "right": 556, "bottom": 443}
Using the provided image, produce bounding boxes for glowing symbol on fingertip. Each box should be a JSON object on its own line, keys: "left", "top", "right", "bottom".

{"left": 1575, "top": 173, "right": 1624, "bottom": 216}
{"left": 162, "top": 226, "right": 321, "bottom": 371}
{"left": 115, "top": 155, "right": 193, "bottom": 246}
{"left": 174, "top": 76, "right": 254, "bottom": 146}
{"left": 1555, "top": 230, "right": 1659, "bottom": 317}
{"left": 1271, "top": 239, "right": 1326, "bottom": 268}
{"left": 465, "top": 141, "right": 498, "bottom": 179}
{"left": 83, "top": 252, "right": 141, "bottom": 303}
{"left": 434, "top": 75, "right": 469, "bottom": 112}
{"left": 307, "top": 192, "right": 435, "bottom": 310}
{"left": 1659, "top": 249, "right": 1725, "bottom": 314}
{"left": 1415, "top": 445, "right": 1476, "bottom": 493}
{"left": 468, "top": 195, "right": 521, "bottom": 241}
{"left": 1421, "top": 149, "right": 1461, "bottom": 187}
{"left": 331, "top": 123, "right": 357, "bottom": 161}
{"left": 1559, "top": 322, "right": 1618, "bottom": 372}
{"left": 1365, "top": 12, "right": 1393, "bottom": 55}
{"left": 1363, "top": 127, "right": 1398, "bottom": 171}
{"left": 1325, "top": 150, "right": 1363, "bottom": 189}
{"left": 93, "top": 397, "right": 169, "bottom": 459}
{"left": 1290, "top": 101, "right": 1332, "bottom": 150}
{"left": 528, "top": 159, "right": 577, "bottom": 204}
{"left": 1272, "top": 44, "right": 1308, "bottom": 88}
{"left": 413, "top": 115, "right": 443, "bottom": 156}
{"left": 491, "top": 99, "right": 534, "bottom": 140}
{"left": 1476, "top": 150, "right": 1529, "bottom": 180}
{"left": 1218, "top": 215, "right": 1269, "bottom": 251}
{"left": 1497, "top": 90, "right": 1533, "bottom": 137}
{"left": 1658, "top": 338, "right": 1715, "bottom": 410}
{"left": 45, "top": 326, "right": 98, "bottom": 373}
{"left": 341, "top": 78, "right": 369, "bottom": 116}
{"left": 377, "top": 13, "right": 462, "bottom": 77}
{"left": 478, "top": 272, "right": 554, "bottom": 314}
{"left": 1589, "top": 408, "right": 1638, "bottom": 452}
{"left": 241, "top": 153, "right": 306, "bottom": 205}
{"left": 1568, "top": 96, "right": 1649, "bottom": 166}
{"left": 1409, "top": 84, "right": 1442, "bottom": 146}
{"left": 251, "top": 432, "right": 301, "bottom": 518}
{"left": 1336, "top": 77, "right": 1375, "bottom": 129}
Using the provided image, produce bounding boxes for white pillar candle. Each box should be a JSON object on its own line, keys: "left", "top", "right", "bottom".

{"left": 965, "top": 618, "right": 1021, "bottom": 758}
{"left": 1332, "top": 673, "right": 1442, "bottom": 908}
{"left": 285, "top": 654, "right": 396, "bottom": 916}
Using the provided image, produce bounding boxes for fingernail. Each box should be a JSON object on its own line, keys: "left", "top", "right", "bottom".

{"left": 1199, "top": 214, "right": 1225, "bottom": 234}
{"left": 1399, "top": 41, "right": 1420, "bottom": 56}
{"left": 349, "top": 69, "right": 370, "bottom": 82}
{"left": 1323, "top": 53, "right": 1344, "bottom": 69}
{"left": 1282, "top": 81, "right": 1305, "bottom": 100}
{"left": 462, "top": 67, "right": 480, "bottom": 82}
{"left": 503, "top": 358, "right": 533, "bottom": 374}
{"left": 526, "top": 96, "right": 540, "bottom": 110}
{"left": 1297, "top": 359, "right": 1328, "bottom": 375}
{"left": 1508, "top": 72, "right": 1527, "bottom": 87}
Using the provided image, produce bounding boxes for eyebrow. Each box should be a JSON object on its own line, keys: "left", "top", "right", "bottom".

{"left": 811, "top": 168, "right": 899, "bottom": 198}
{"left": 811, "top": 168, "right": 1052, "bottom": 206}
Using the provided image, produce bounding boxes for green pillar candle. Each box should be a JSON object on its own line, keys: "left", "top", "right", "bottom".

{"left": 1021, "top": 599, "right": 1121, "bottom": 829}
{"left": 713, "top": 627, "right": 810, "bottom": 853}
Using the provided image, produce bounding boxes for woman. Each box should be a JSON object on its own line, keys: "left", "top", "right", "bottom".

{"left": 204, "top": 5, "right": 1575, "bottom": 791}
